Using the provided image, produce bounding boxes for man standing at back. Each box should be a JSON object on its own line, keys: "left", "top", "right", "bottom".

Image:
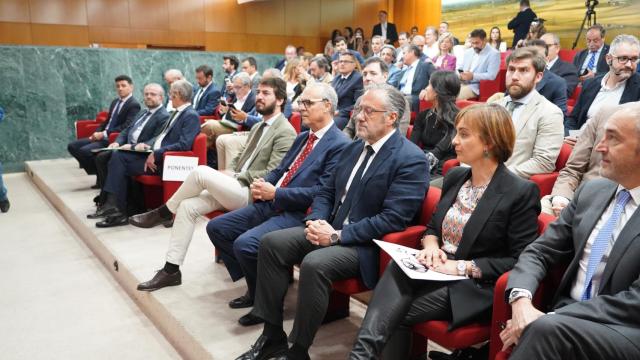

{"left": 508, "top": 0, "right": 537, "bottom": 49}
{"left": 372, "top": 10, "right": 398, "bottom": 44}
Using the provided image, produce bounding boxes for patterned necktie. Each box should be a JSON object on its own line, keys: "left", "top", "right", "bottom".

{"left": 331, "top": 145, "right": 375, "bottom": 229}
{"left": 586, "top": 51, "right": 597, "bottom": 72}
{"left": 506, "top": 101, "right": 523, "bottom": 116}
{"left": 581, "top": 189, "right": 631, "bottom": 300}
{"left": 234, "top": 122, "right": 267, "bottom": 173}
{"left": 280, "top": 133, "right": 317, "bottom": 188}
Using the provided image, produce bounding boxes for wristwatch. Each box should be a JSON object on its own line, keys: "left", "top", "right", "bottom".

{"left": 330, "top": 231, "right": 341, "bottom": 245}
{"left": 456, "top": 260, "right": 467, "bottom": 277}
{"left": 508, "top": 288, "right": 533, "bottom": 304}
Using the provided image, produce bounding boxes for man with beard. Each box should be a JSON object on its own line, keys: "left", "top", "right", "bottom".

{"left": 497, "top": 47, "right": 564, "bottom": 179}
{"left": 565, "top": 35, "right": 640, "bottom": 133}
{"left": 457, "top": 29, "right": 501, "bottom": 100}
{"left": 131, "top": 77, "right": 296, "bottom": 291}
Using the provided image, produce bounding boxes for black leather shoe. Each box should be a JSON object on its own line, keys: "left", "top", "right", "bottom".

{"left": 0, "top": 199, "right": 9, "bottom": 213}
{"left": 229, "top": 293, "right": 254, "bottom": 309}
{"left": 96, "top": 212, "right": 128, "bottom": 228}
{"left": 87, "top": 205, "right": 118, "bottom": 219}
{"left": 137, "top": 270, "right": 182, "bottom": 291}
{"left": 234, "top": 334, "right": 286, "bottom": 360}
{"left": 163, "top": 219, "right": 174, "bottom": 228}
{"left": 238, "top": 312, "right": 264, "bottom": 326}
{"left": 90, "top": 183, "right": 100, "bottom": 189}
{"left": 129, "top": 207, "right": 173, "bottom": 228}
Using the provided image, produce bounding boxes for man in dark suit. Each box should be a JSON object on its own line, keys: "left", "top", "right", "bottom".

{"left": 542, "top": 33, "right": 580, "bottom": 97}
{"left": 372, "top": 10, "right": 398, "bottom": 44}
{"left": 332, "top": 52, "right": 364, "bottom": 130}
{"left": 235, "top": 84, "right": 429, "bottom": 360}
{"left": 206, "top": 83, "right": 350, "bottom": 327}
{"left": 192, "top": 65, "right": 221, "bottom": 116}
{"left": 565, "top": 34, "right": 640, "bottom": 132}
{"left": 275, "top": 45, "right": 298, "bottom": 72}
{"left": 573, "top": 24, "right": 610, "bottom": 82}
{"left": 396, "top": 45, "right": 434, "bottom": 112}
{"left": 92, "top": 79, "right": 200, "bottom": 228}
{"left": 500, "top": 103, "right": 640, "bottom": 360}
{"left": 508, "top": 0, "right": 537, "bottom": 48}
{"left": 331, "top": 37, "right": 365, "bottom": 65}
{"left": 68, "top": 75, "right": 141, "bottom": 180}
{"left": 527, "top": 40, "right": 568, "bottom": 114}
{"left": 93, "top": 83, "right": 170, "bottom": 197}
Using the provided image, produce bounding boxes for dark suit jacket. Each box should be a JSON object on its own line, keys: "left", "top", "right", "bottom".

{"left": 549, "top": 58, "right": 580, "bottom": 97}
{"left": 573, "top": 44, "right": 610, "bottom": 75}
{"left": 507, "top": 8, "right": 537, "bottom": 48}
{"left": 564, "top": 72, "right": 640, "bottom": 131}
{"left": 507, "top": 179, "right": 640, "bottom": 346}
{"left": 275, "top": 59, "right": 286, "bottom": 71}
{"left": 405, "top": 61, "right": 435, "bottom": 112}
{"left": 426, "top": 164, "right": 540, "bottom": 328}
{"left": 305, "top": 131, "right": 429, "bottom": 289}
{"left": 537, "top": 70, "right": 568, "bottom": 114}
{"left": 193, "top": 83, "right": 221, "bottom": 116}
{"left": 263, "top": 124, "right": 350, "bottom": 213}
{"left": 115, "top": 107, "right": 170, "bottom": 146}
{"left": 372, "top": 22, "right": 398, "bottom": 44}
{"left": 224, "top": 90, "right": 256, "bottom": 123}
{"left": 153, "top": 105, "right": 200, "bottom": 159}
{"left": 332, "top": 71, "right": 364, "bottom": 129}
{"left": 98, "top": 96, "right": 141, "bottom": 134}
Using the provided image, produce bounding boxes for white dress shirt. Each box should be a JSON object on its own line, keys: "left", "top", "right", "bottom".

{"left": 400, "top": 59, "right": 420, "bottom": 95}
{"left": 580, "top": 45, "right": 605, "bottom": 73}
{"left": 503, "top": 89, "right": 537, "bottom": 124}
{"left": 153, "top": 103, "right": 190, "bottom": 150}
{"left": 547, "top": 56, "right": 559, "bottom": 70}
{"left": 193, "top": 82, "right": 211, "bottom": 108}
{"left": 103, "top": 93, "right": 132, "bottom": 138}
{"left": 240, "top": 114, "right": 279, "bottom": 173}
{"left": 130, "top": 105, "right": 162, "bottom": 144}
{"left": 585, "top": 74, "right": 627, "bottom": 124}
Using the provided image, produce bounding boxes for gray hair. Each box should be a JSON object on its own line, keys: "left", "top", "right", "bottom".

{"left": 543, "top": 32, "right": 560, "bottom": 46}
{"left": 371, "top": 35, "right": 384, "bottom": 43}
{"left": 609, "top": 34, "right": 640, "bottom": 56}
{"left": 170, "top": 79, "right": 193, "bottom": 102}
{"left": 306, "top": 82, "right": 338, "bottom": 114}
{"left": 232, "top": 72, "right": 252, "bottom": 87}
{"left": 262, "top": 68, "right": 284, "bottom": 79}
{"left": 144, "top": 83, "right": 165, "bottom": 97}
{"left": 381, "top": 44, "right": 397, "bottom": 58}
{"left": 366, "top": 83, "right": 405, "bottom": 128}
{"left": 164, "top": 69, "right": 184, "bottom": 81}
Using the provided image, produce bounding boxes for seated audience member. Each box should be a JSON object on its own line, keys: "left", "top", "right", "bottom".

{"left": 410, "top": 26, "right": 419, "bottom": 38}
{"left": 500, "top": 103, "right": 640, "bottom": 360}
{"left": 411, "top": 35, "right": 428, "bottom": 62}
{"left": 343, "top": 57, "right": 410, "bottom": 139}
{"left": 331, "top": 36, "right": 366, "bottom": 65}
{"left": 275, "top": 45, "right": 297, "bottom": 71}
{"left": 236, "top": 84, "right": 429, "bottom": 360}
{"left": 573, "top": 24, "right": 610, "bottom": 82}
{"left": 0, "top": 106, "right": 7, "bottom": 213}
{"left": 93, "top": 83, "right": 170, "bottom": 205}
{"left": 432, "top": 32, "right": 457, "bottom": 71}
{"left": 221, "top": 55, "right": 240, "bottom": 98}
{"left": 526, "top": 39, "right": 568, "bottom": 113}
{"left": 372, "top": 10, "right": 398, "bottom": 44}
{"left": 241, "top": 57, "right": 262, "bottom": 91}
{"left": 380, "top": 45, "right": 400, "bottom": 80}
{"left": 131, "top": 78, "right": 296, "bottom": 290}
{"left": 541, "top": 33, "right": 580, "bottom": 98}
{"left": 207, "top": 83, "right": 351, "bottom": 326}
{"left": 565, "top": 34, "right": 640, "bottom": 132}
{"left": 424, "top": 26, "right": 440, "bottom": 59}
{"left": 489, "top": 26, "right": 508, "bottom": 52}
{"left": 415, "top": 71, "right": 460, "bottom": 176}
{"left": 457, "top": 29, "right": 501, "bottom": 100}
{"left": 332, "top": 52, "right": 364, "bottom": 129}
{"left": 307, "top": 56, "right": 333, "bottom": 85}
{"left": 397, "top": 45, "right": 435, "bottom": 111}
{"left": 369, "top": 35, "right": 384, "bottom": 58}
{"left": 353, "top": 28, "right": 368, "bottom": 56}
{"left": 540, "top": 104, "right": 631, "bottom": 216}
{"left": 191, "top": 65, "right": 221, "bottom": 116}
{"left": 68, "top": 75, "right": 141, "bottom": 184}
{"left": 91, "top": 79, "right": 200, "bottom": 228}
{"left": 508, "top": 0, "right": 537, "bottom": 48}
{"left": 396, "top": 32, "right": 410, "bottom": 62}
{"left": 283, "top": 58, "right": 304, "bottom": 103}
{"left": 324, "top": 29, "right": 342, "bottom": 58}
{"left": 351, "top": 104, "right": 541, "bottom": 359}
{"left": 497, "top": 47, "right": 564, "bottom": 179}
{"left": 515, "top": 17, "right": 546, "bottom": 48}
{"left": 439, "top": 21, "right": 460, "bottom": 45}
{"left": 163, "top": 69, "right": 184, "bottom": 112}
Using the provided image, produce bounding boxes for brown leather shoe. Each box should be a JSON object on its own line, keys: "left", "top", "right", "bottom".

{"left": 137, "top": 269, "right": 182, "bottom": 291}
{"left": 129, "top": 207, "right": 172, "bottom": 228}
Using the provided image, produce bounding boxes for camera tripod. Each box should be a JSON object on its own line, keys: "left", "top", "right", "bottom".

{"left": 572, "top": 0, "right": 599, "bottom": 49}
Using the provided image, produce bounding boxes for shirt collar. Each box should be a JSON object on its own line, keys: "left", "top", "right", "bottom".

{"left": 601, "top": 73, "right": 627, "bottom": 91}
{"left": 236, "top": 90, "right": 250, "bottom": 103}
{"left": 200, "top": 81, "right": 212, "bottom": 92}
{"left": 505, "top": 88, "right": 537, "bottom": 105}
{"left": 119, "top": 93, "right": 133, "bottom": 103}
{"left": 366, "top": 128, "right": 395, "bottom": 153}
{"left": 147, "top": 104, "right": 163, "bottom": 114}
{"left": 408, "top": 59, "right": 420, "bottom": 68}
{"left": 547, "top": 56, "right": 559, "bottom": 69}
{"left": 617, "top": 185, "right": 640, "bottom": 207}
{"left": 310, "top": 120, "right": 334, "bottom": 140}
{"left": 175, "top": 103, "right": 190, "bottom": 112}
{"left": 341, "top": 72, "right": 353, "bottom": 80}
{"left": 261, "top": 113, "right": 281, "bottom": 126}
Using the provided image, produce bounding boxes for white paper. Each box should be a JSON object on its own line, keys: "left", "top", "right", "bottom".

{"left": 162, "top": 156, "right": 199, "bottom": 181}
{"left": 374, "top": 240, "right": 467, "bottom": 281}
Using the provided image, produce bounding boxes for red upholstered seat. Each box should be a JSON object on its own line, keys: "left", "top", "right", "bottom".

{"left": 289, "top": 112, "right": 302, "bottom": 134}
{"left": 479, "top": 68, "right": 507, "bottom": 102}
{"left": 75, "top": 110, "right": 109, "bottom": 139}
{"left": 529, "top": 143, "right": 573, "bottom": 198}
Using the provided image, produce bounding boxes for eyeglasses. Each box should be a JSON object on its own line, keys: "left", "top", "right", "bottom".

{"left": 353, "top": 105, "right": 387, "bottom": 117}
{"left": 297, "top": 98, "right": 326, "bottom": 109}
{"left": 612, "top": 55, "right": 640, "bottom": 64}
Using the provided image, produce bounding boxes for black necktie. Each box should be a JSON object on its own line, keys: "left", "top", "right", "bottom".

{"left": 332, "top": 145, "right": 375, "bottom": 229}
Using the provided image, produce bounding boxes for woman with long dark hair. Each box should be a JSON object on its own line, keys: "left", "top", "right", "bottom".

{"left": 414, "top": 71, "right": 460, "bottom": 177}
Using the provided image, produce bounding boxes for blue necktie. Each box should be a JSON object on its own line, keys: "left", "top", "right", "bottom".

{"left": 128, "top": 110, "right": 150, "bottom": 144}
{"left": 107, "top": 100, "right": 124, "bottom": 132}
{"left": 399, "top": 66, "right": 412, "bottom": 90}
{"left": 581, "top": 189, "right": 631, "bottom": 300}
{"left": 332, "top": 145, "right": 375, "bottom": 229}
{"left": 586, "top": 51, "right": 597, "bottom": 72}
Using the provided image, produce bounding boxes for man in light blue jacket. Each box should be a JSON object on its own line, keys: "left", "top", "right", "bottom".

{"left": 457, "top": 28, "right": 501, "bottom": 99}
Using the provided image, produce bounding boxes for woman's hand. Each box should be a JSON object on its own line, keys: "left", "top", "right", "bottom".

{"left": 416, "top": 246, "right": 447, "bottom": 268}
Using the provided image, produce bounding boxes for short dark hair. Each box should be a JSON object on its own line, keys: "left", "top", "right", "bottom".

{"left": 506, "top": 47, "right": 547, "bottom": 73}
{"left": 310, "top": 56, "right": 330, "bottom": 71}
{"left": 363, "top": 57, "right": 388, "bottom": 74}
{"left": 440, "top": 21, "right": 449, "bottom": 26}
{"left": 470, "top": 29, "right": 487, "bottom": 40}
{"left": 588, "top": 24, "right": 606, "bottom": 38}
{"left": 259, "top": 77, "right": 287, "bottom": 104}
{"left": 339, "top": 51, "right": 357, "bottom": 62}
{"left": 520, "top": 0, "right": 530, "bottom": 6}
{"left": 406, "top": 44, "right": 422, "bottom": 58}
{"left": 195, "top": 65, "right": 213, "bottom": 78}
{"left": 242, "top": 57, "right": 257, "bottom": 69}
{"left": 524, "top": 39, "right": 549, "bottom": 57}
{"left": 115, "top": 75, "right": 133, "bottom": 84}
{"left": 334, "top": 36, "right": 346, "bottom": 44}
{"left": 223, "top": 55, "right": 239, "bottom": 70}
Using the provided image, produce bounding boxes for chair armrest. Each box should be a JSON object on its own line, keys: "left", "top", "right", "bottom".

{"left": 489, "top": 271, "right": 511, "bottom": 360}
{"left": 164, "top": 151, "right": 196, "bottom": 158}
{"left": 76, "top": 122, "right": 101, "bottom": 139}
{"left": 379, "top": 225, "right": 427, "bottom": 275}
{"left": 529, "top": 172, "right": 559, "bottom": 198}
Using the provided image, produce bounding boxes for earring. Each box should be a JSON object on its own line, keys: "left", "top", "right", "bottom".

{"left": 483, "top": 149, "right": 490, "bottom": 158}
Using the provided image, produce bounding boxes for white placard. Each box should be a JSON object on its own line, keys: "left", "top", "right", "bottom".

{"left": 162, "top": 155, "right": 199, "bottom": 181}
{"left": 374, "top": 240, "right": 467, "bottom": 281}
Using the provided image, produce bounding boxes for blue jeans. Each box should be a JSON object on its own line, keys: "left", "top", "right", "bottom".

{"left": 0, "top": 162, "right": 7, "bottom": 201}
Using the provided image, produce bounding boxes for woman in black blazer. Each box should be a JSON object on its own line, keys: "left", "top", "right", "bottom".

{"left": 350, "top": 104, "right": 541, "bottom": 359}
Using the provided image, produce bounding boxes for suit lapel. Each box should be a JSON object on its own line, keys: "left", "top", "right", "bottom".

{"left": 512, "top": 93, "right": 539, "bottom": 136}
{"left": 334, "top": 140, "right": 364, "bottom": 206}
{"left": 287, "top": 126, "right": 337, "bottom": 184}
{"left": 246, "top": 114, "right": 284, "bottom": 168}
{"left": 350, "top": 132, "right": 400, "bottom": 207}
{"left": 621, "top": 74, "right": 640, "bottom": 103}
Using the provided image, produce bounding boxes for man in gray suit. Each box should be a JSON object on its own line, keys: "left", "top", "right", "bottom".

{"left": 500, "top": 103, "right": 640, "bottom": 359}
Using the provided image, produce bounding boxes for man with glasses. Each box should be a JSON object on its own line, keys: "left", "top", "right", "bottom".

{"left": 130, "top": 77, "right": 296, "bottom": 291}
{"left": 573, "top": 24, "right": 610, "bottom": 82}
{"left": 206, "top": 83, "right": 350, "bottom": 327}
{"left": 565, "top": 34, "right": 640, "bottom": 133}
{"left": 332, "top": 52, "right": 364, "bottom": 130}
{"left": 236, "top": 84, "right": 428, "bottom": 360}
{"left": 541, "top": 33, "right": 580, "bottom": 98}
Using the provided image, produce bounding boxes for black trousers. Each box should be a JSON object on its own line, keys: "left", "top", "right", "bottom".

{"left": 510, "top": 313, "right": 640, "bottom": 360}
{"left": 67, "top": 138, "right": 108, "bottom": 175}
{"left": 350, "top": 262, "right": 452, "bottom": 360}
{"left": 250, "top": 226, "right": 360, "bottom": 350}
{"left": 95, "top": 150, "right": 113, "bottom": 189}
